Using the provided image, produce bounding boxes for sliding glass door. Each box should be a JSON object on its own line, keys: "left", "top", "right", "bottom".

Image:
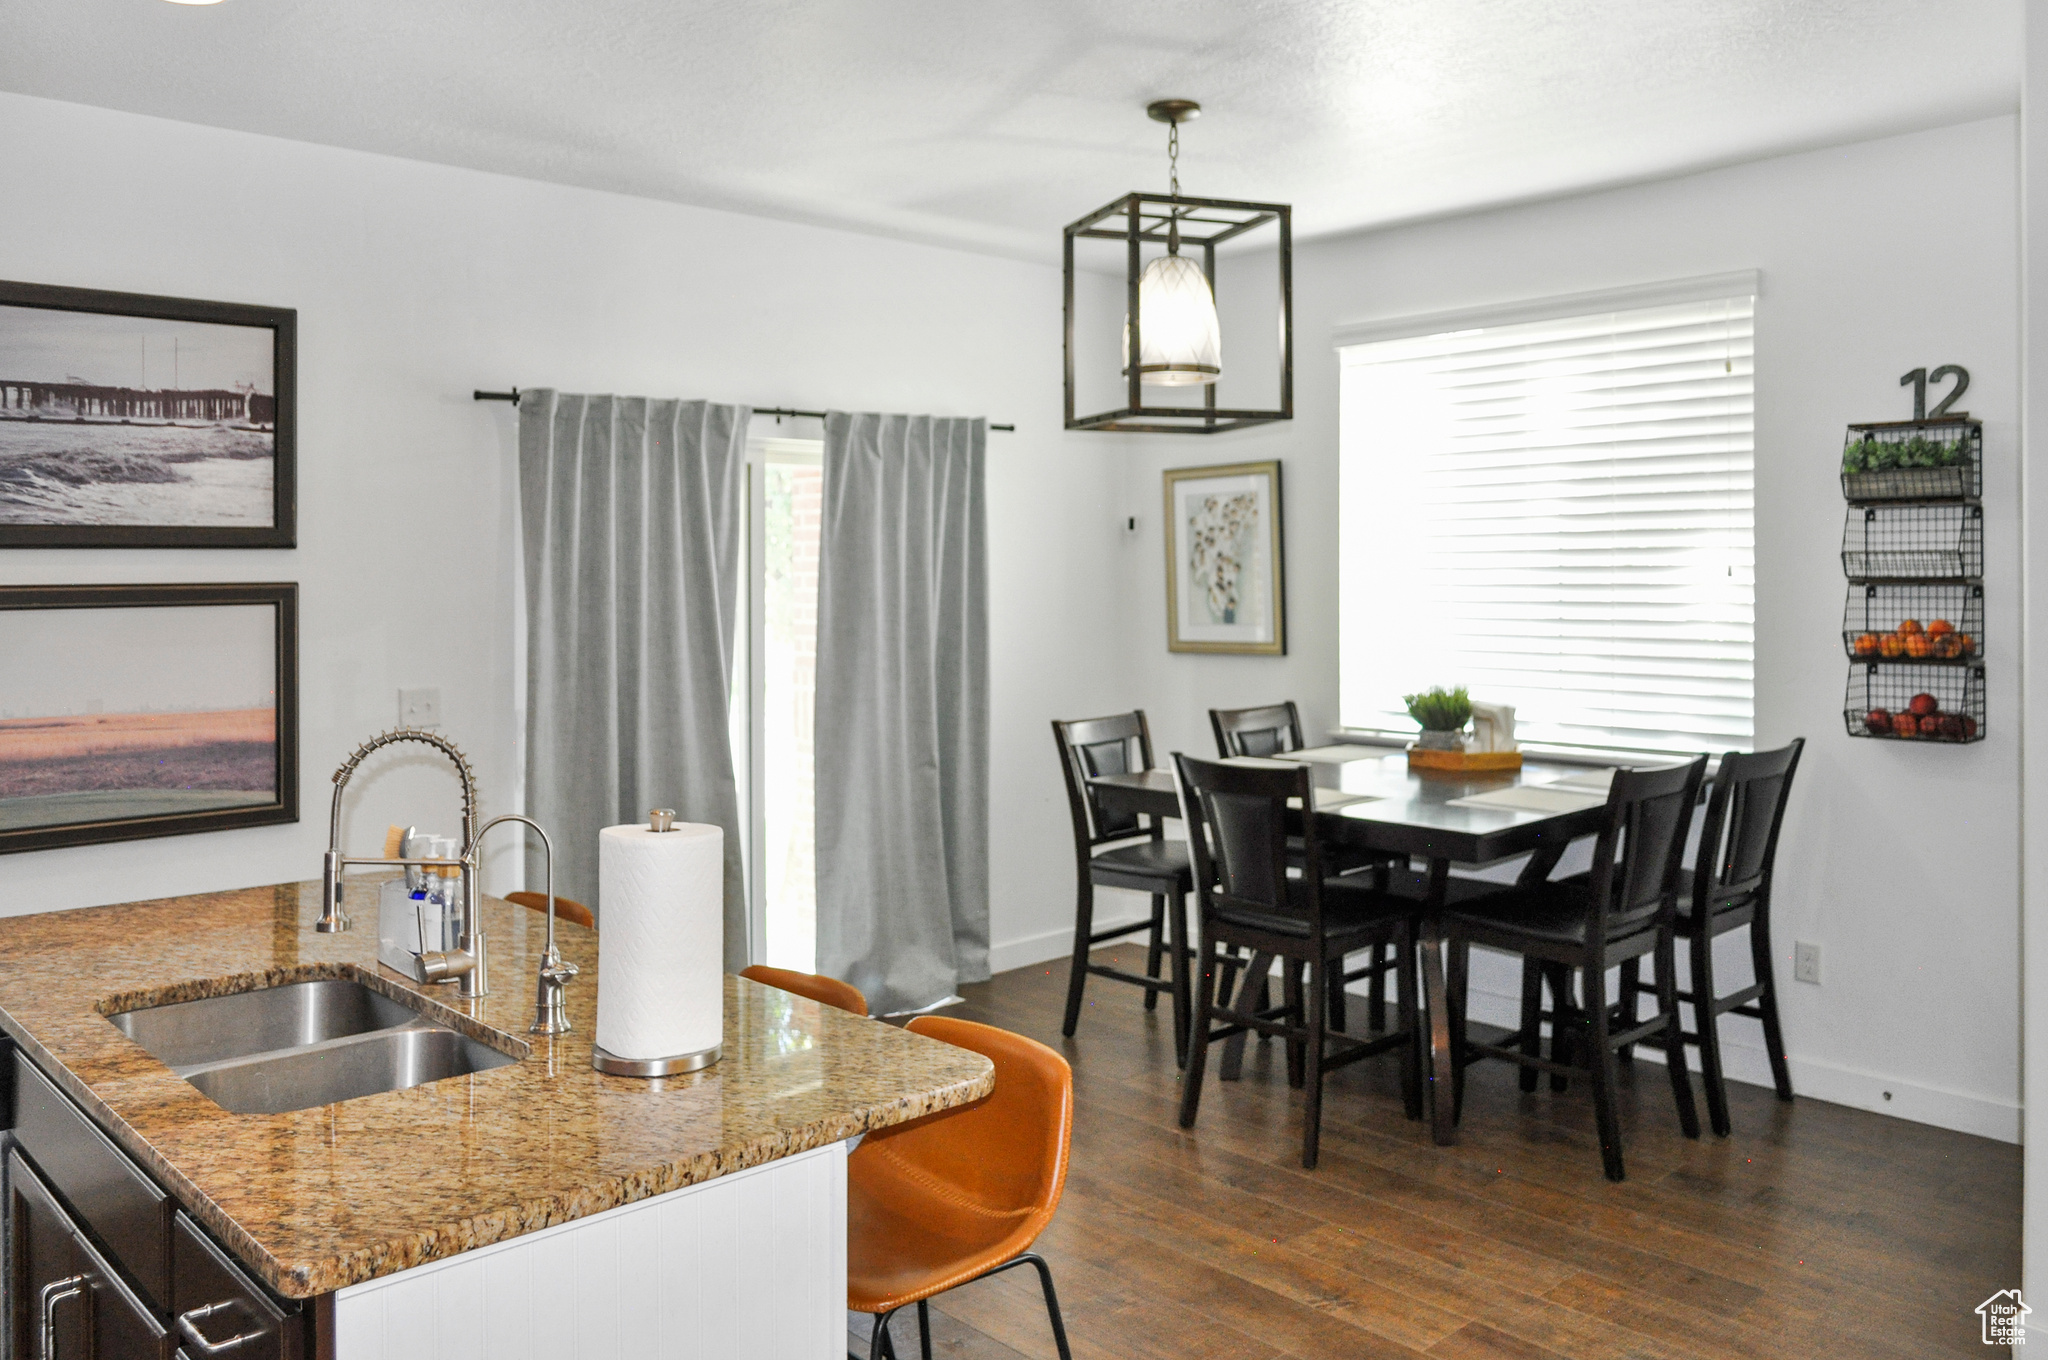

{"left": 746, "top": 437, "right": 824, "bottom": 971}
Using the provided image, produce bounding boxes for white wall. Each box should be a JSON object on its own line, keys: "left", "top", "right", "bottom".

{"left": 1106, "top": 117, "right": 2023, "bottom": 1141}
{"left": 0, "top": 92, "right": 1127, "bottom": 975}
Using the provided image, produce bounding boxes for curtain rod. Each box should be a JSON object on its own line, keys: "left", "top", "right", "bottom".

{"left": 473, "top": 389, "right": 1014, "bottom": 432}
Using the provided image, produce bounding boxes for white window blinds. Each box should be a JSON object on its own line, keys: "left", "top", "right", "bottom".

{"left": 1337, "top": 292, "right": 1755, "bottom": 755}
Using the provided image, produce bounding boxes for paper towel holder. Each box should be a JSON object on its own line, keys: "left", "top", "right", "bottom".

{"left": 592, "top": 1041, "right": 722, "bottom": 1077}
{"left": 591, "top": 808, "right": 722, "bottom": 1077}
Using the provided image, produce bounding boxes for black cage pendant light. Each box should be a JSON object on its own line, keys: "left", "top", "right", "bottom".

{"left": 1064, "top": 99, "right": 1292, "bottom": 433}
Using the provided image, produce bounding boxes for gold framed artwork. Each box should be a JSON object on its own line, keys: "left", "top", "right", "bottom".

{"left": 1162, "top": 460, "right": 1285, "bottom": 655}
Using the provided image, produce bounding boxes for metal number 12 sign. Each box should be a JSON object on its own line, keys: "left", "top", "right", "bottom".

{"left": 1901, "top": 365, "right": 1969, "bottom": 420}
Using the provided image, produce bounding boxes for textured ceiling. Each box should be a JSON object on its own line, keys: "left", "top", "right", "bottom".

{"left": 0, "top": 0, "right": 2020, "bottom": 260}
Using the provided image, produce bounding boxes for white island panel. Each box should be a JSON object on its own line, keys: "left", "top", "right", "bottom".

{"left": 334, "top": 1141, "right": 847, "bottom": 1359}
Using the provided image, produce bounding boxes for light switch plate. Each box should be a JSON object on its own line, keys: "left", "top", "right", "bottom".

{"left": 398, "top": 687, "right": 442, "bottom": 729}
{"left": 1793, "top": 940, "right": 1821, "bottom": 985}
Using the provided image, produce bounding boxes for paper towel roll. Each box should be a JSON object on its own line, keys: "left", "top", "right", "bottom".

{"left": 595, "top": 821, "right": 724, "bottom": 1065}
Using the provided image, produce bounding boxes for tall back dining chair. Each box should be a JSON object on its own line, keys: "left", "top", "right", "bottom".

{"left": 1172, "top": 752, "right": 1420, "bottom": 1169}
{"left": 848, "top": 1016, "right": 1073, "bottom": 1360}
{"left": 1209, "top": 703, "right": 1398, "bottom": 1031}
{"left": 1622, "top": 738, "right": 1804, "bottom": 1135}
{"left": 1210, "top": 702, "right": 1306, "bottom": 758}
{"left": 1051, "top": 713, "right": 1195, "bottom": 1064}
{"left": 739, "top": 964, "right": 869, "bottom": 1017}
{"left": 1444, "top": 756, "right": 1707, "bottom": 1180}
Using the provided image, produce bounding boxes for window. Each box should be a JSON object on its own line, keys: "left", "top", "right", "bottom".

{"left": 1337, "top": 283, "right": 1755, "bottom": 755}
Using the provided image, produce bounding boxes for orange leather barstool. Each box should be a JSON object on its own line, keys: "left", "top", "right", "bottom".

{"left": 503, "top": 891, "right": 596, "bottom": 932}
{"left": 738, "top": 965, "right": 869, "bottom": 1018}
{"left": 848, "top": 1016, "right": 1073, "bottom": 1360}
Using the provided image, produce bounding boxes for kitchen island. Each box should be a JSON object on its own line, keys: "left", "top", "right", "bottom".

{"left": 0, "top": 880, "right": 993, "bottom": 1357}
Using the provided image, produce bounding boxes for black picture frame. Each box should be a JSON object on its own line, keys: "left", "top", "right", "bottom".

{"left": 0, "top": 582, "right": 299, "bottom": 854}
{"left": 0, "top": 279, "right": 296, "bottom": 548}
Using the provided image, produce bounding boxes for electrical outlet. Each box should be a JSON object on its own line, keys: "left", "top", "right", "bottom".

{"left": 398, "top": 687, "right": 442, "bottom": 729}
{"left": 1793, "top": 940, "right": 1821, "bottom": 985}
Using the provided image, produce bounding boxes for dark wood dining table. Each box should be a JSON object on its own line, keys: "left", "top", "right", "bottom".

{"left": 1087, "top": 747, "right": 1613, "bottom": 1146}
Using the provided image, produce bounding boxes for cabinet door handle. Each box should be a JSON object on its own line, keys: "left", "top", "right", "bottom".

{"left": 38, "top": 1274, "right": 89, "bottom": 1360}
{"left": 175, "top": 1300, "right": 264, "bottom": 1356}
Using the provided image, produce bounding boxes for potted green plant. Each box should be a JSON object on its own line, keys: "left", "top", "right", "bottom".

{"left": 1405, "top": 685, "right": 1472, "bottom": 752}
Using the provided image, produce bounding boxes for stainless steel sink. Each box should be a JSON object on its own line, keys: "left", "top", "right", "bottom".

{"left": 179, "top": 1026, "right": 518, "bottom": 1115}
{"left": 107, "top": 979, "right": 521, "bottom": 1114}
{"left": 109, "top": 980, "right": 419, "bottom": 1068}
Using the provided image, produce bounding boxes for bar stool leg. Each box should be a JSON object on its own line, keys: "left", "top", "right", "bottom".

{"left": 1167, "top": 889, "right": 1192, "bottom": 1068}
{"left": 1060, "top": 881, "right": 1095, "bottom": 1038}
{"left": 1367, "top": 940, "right": 1389, "bottom": 1033}
{"left": 1283, "top": 960, "right": 1307, "bottom": 1090}
{"left": 916, "top": 1300, "right": 933, "bottom": 1360}
{"left": 1751, "top": 906, "right": 1796, "bottom": 1102}
{"left": 1582, "top": 963, "right": 1627, "bottom": 1182}
{"left": 1397, "top": 921, "right": 1422, "bottom": 1120}
{"left": 1689, "top": 927, "right": 1732, "bottom": 1136}
{"left": 1143, "top": 893, "right": 1166, "bottom": 1012}
{"left": 1303, "top": 955, "right": 1329, "bottom": 1168}
{"left": 1657, "top": 927, "right": 1703, "bottom": 1140}
{"left": 1517, "top": 958, "right": 1543, "bottom": 1093}
{"left": 1179, "top": 928, "right": 1217, "bottom": 1130}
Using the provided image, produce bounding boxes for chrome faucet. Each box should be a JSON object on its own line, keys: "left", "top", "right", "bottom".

{"left": 319, "top": 728, "right": 488, "bottom": 998}
{"left": 471, "top": 813, "right": 578, "bottom": 1035}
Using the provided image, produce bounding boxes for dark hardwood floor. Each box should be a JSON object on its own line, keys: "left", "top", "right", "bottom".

{"left": 851, "top": 943, "right": 2021, "bottom": 1360}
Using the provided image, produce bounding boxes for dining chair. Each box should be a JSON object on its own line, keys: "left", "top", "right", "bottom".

{"left": 1208, "top": 703, "right": 1400, "bottom": 1035}
{"left": 1173, "top": 752, "right": 1421, "bottom": 1169}
{"left": 848, "top": 1016, "right": 1073, "bottom": 1360}
{"left": 1444, "top": 756, "right": 1707, "bottom": 1181}
{"left": 1619, "top": 738, "right": 1804, "bottom": 1135}
{"left": 1052, "top": 713, "right": 1196, "bottom": 1064}
{"left": 739, "top": 964, "right": 869, "bottom": 1018}
{"left": 502, "top": 890, "right": 596, "bottom": 932}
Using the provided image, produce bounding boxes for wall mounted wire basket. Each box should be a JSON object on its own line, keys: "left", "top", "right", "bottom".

{"left": 1841, "top": 582, "right": 1983, "bottom": 662}
{"left": 1840, "top": 503, "right": 1983, "bottom": 580}
{"left": 1842, "top": 663, "right": 1985, "bottom": 743}
{"left": 1840, "top": 417, "right": 1981, "bottom": 502}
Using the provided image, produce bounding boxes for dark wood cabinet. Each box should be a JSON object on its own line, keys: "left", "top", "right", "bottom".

{"left": 10, "top": 1149, "right": 170, "bottom": 1360}
{"left": 1, "top": 1044, "right": 310, "bottom": 1359}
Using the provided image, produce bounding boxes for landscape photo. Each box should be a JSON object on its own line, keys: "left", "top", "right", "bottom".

{"left": 0, "top": 602, "right": 281, "bottom": 834}
{"left": 0, "top": 301, "right": 277, "bottom": 529}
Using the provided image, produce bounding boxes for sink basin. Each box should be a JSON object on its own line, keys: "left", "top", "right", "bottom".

{"left": 107, "top": 978, "right": 521, "bottom": 1114}
{"left": 109, "top": 980, "right": 419, "bottom": 1068}
{"left": 180, "top": 1026, "right": 518, "bottom": 1115}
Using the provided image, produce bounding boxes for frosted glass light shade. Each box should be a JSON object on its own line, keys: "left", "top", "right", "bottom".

{"left": 1123, "top": 253, "right": 1222, "bottom": 386}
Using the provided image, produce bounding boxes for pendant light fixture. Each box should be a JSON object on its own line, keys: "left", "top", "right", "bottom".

{"left": 1064, "top": 100, "right": 1292, "bottom": 433}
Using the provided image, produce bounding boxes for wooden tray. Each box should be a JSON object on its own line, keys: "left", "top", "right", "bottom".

{"left": 1406, "top": 746, "right": 1524, "bottom": 774}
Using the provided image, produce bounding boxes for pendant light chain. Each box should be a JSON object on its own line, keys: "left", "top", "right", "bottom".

{"left": 1166, "top": 120, "right": 1182, "bottom": 254}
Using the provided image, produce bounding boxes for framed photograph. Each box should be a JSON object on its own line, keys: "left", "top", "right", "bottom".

{"left": 0, "top": 280, "right": 296, "bottom": 547}
{"left": 0, "top": 583, "right": 298, "bottom": 854}
{"left": 1163, "top": 460, "right": 1286, "bottom": 655}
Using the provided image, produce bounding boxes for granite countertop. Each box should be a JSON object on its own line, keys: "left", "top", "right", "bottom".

{"left": 0, "top": 880, "right": 994, "bottom": 1298}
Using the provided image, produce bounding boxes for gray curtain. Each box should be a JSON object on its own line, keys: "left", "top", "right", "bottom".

{"left": 518, "top": 391, "right": 750, "bottom": 970}
{"left": 815, "top": 412, "right": 989, "bottom": 1015}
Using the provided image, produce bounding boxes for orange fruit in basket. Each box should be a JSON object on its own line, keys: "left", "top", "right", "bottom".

{"left": 1879, "top": 634, "right": 1905, "bottom": 658}
{"left": 1905, "top": 633, "right": 1933, "bottom": 658}
{"left": 1892, "top": 712, "right": 1920, "bottom": 737}
{"left": 1928, "top": 619, "right": 1955, "bottom": 636}
{"left": 1931, "top": 633, "right": 1963, "bottom": 659}
{"left": 1852, "top": 632, "right": 1879, "bottom": 657}
{"left": 1898, "top": 619, "right": 1924, "bottom": 636}
{"left": 1958, "top": 633, "right": 1977, "bottom": 655}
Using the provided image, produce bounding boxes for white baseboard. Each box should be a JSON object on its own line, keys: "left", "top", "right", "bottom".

{"left": 989, "top": 911, "right": 1153, "bottom": 975}
{"left": 1450, "top": 981, "right": 2020, "bottom": 1145}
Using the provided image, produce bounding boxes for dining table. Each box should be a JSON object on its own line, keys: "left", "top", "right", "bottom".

{"left": 1086, "top": 745, "right": 1618, "bottom": 1146}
